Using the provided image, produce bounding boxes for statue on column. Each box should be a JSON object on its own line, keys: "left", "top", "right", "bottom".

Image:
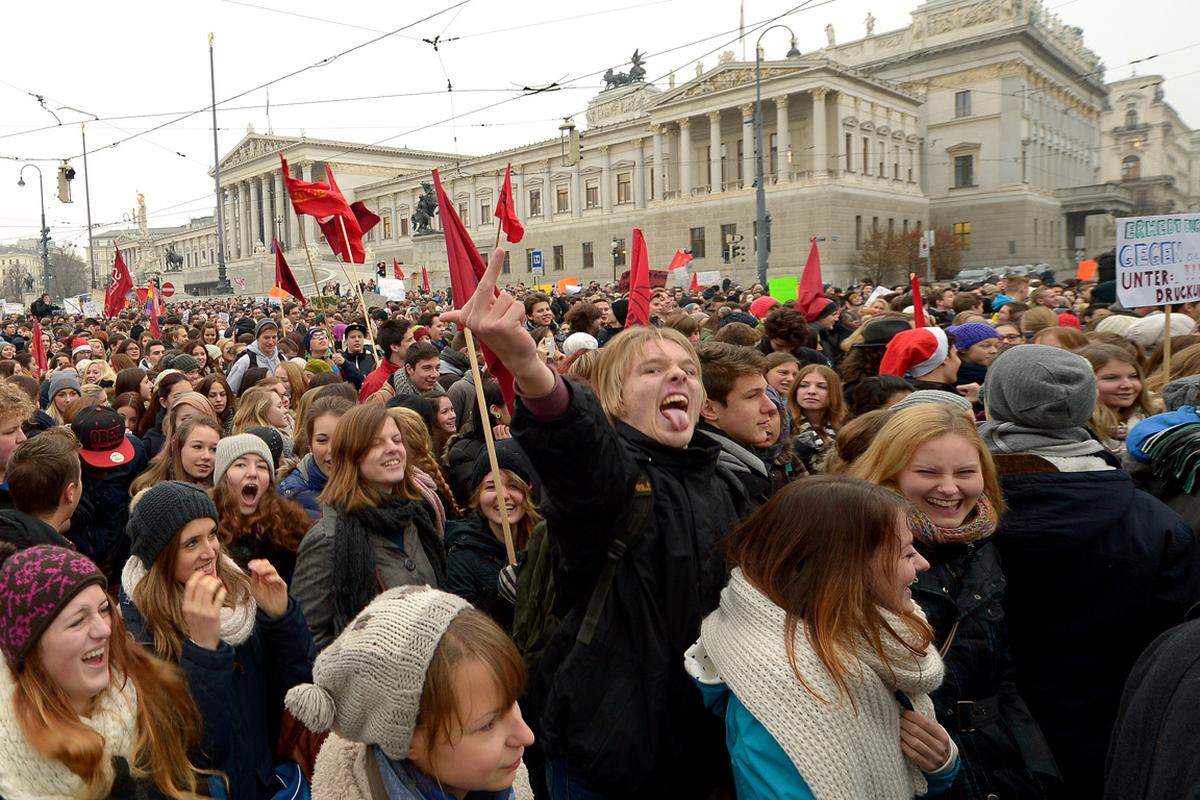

{"left": 825, "top": 24, "right": 836, "bottom": 46}
{"left": 411, "top": 183, "right": 438, "bottom": 234}
{"left": 865, "top": 12, "right": 876, "bottom": 36}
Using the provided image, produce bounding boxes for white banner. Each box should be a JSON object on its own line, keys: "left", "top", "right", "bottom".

{"left": 1116, "top": 213, "right": 1200, "bottom": 307}
{"left": 377, "top": 277, "right": 407, "bottom": 301}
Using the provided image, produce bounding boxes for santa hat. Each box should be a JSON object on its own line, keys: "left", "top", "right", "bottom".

{"left": 879, "top": 327, "right": 950, "bottom": 379}
{"left": 803, "top": 296, "right": 838, "bottom": 323}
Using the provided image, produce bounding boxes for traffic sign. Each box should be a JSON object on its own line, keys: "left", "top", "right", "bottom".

{"left": 161, "top": 282, "right": 175, "bottom": 298}
{"left": 918, "top": 238, "right": 930, "bottom": 258}
{"left": 531, "top": 250, "right": 544, "bottom": 275}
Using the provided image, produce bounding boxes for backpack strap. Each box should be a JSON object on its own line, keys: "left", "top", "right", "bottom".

{"left": 576, "top": 468, "right": 654, "bottom": 646}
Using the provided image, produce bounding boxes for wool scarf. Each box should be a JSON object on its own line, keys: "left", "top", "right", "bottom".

{"left": 0, "top": 659, "right": 139, "bottom": 799}
{"left": 695, "top": 569, "right": 945, "bottom": 800}
{"left": 977, "top": 420, "right": 1105, "bottom": 459}
{"left": 331, "top": 494, "right": 445, "bottom": 633}
{"left": 907, "top": 495, "right": 998, "bottom": 545}
{"left": 122, "top": 554, "right": 258, "bottom": 647}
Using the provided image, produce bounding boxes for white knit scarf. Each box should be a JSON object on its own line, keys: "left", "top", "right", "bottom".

{"left": 0, "top": 659, "right": 139, "bottom": 799}
{"left": 122, "top": 555, "right": 257, "bottom": 647}
{"left": 693, "top": 569, "right": 945, "bottom": 800}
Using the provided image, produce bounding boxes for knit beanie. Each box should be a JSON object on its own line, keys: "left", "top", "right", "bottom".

{"left": 245, "top": 426, "right": 284, "bottom": 469}
{"left": 127, "top": 481, "right": 219, "bottom": 568}
{"left": 204, "top": 344, "right": 222, "bottom": 363}
{"left": 721, "top": 311, "right": 760, "bottom": 328}
{"left": 285, "top": 586, "right": 471, "bottom": 759}
{"left": 803, "top": 297, "right": 838, "bottom": 323}
{"left": 468, "top": 439, "right": 542, "bottom": 504}
{"left": 982, "top": 344, "right": 1096, "bottom": 431}
{"left": 153, "top": 368, "right": 183, "bottom": 390}
{"left": 1094, "top": 314, "right": 1139, "bottom": 337}
{"left": 305, "top": 358, "right": 333, "bottom": 374}
{"left": 0, "top": 546, "right": 107, "bottom": 666}
{"left": 213, "top": 433, "right": 274, "bottom": 487}
{"left": 1162, "top": 375, "right": 1200, "bottom": 411}
{"left": 749, "top": 296, "right": 780, "bottom": 320}
{"left": 946, "top": 323, "right": 999, "bottom": 352}
{"left": 164, "top": 353, "right": 199, "bottom": 374}
{"left": 1125, "top": 313, "right": 1196, "bottom": 347}
{"left": 879, "top": 327, "right": 950, "bottom": 379}
{"left": 890, "top": 389, "right": 973, "bottom": 415}
{"left": 47, "top": 371, "right": 81, "bottom": 400}
{"left": 255, "top": 318, "right": 279, "bottom": 338}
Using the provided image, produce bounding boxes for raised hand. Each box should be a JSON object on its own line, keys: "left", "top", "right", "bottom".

{"left": 182, "top": 572, "right": 227, "bottom": 650}
{"left": 247, "top": 559, "right": 289, "bottom": 619}
{"left": 899, "top": 709, "right": 952, "bottom": 772}
{"left": 440, "top": 247, "right": 555, "bottom": 396}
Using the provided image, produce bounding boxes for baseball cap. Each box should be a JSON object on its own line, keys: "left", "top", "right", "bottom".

{"left": 71, "top": 406, "right": 136, "bottom": 468}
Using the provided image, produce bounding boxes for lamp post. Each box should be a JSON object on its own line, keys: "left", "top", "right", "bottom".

{"left": 209, "top": 33, "right": 232, "bottom": 294}
{"left": 754, "top": 26, "right": 802, "bottom": 288}
{"left": 17, "top": 165, "right": 52, "bottom": 298}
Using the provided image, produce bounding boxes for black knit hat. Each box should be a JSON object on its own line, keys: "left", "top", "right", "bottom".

{"left": 468, "top": 439, "right": 542, "bottom": 504}
{"left": 246, "top": 426, "right": 284, "bottom": 468}
{"left": 127, "top": 481, "right": 219, "bottom": 568}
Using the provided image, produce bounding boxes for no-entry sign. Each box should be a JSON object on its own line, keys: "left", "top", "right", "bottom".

{"left": 161, "top": 282, "right": 175, "bottom": 298}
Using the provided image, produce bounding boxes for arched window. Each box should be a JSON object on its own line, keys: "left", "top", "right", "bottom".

{"left": 1122, "top": 155, "right": 1141, "bottom": 180}
{"left": 1125, "top": 108, "right": 1139, "bottom": 127}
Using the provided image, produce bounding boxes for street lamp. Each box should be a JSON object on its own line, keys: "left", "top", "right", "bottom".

{"left": 17, "top": 164, "right": 52, "bottom": 298}
{"left": 754, "top": 26, "right": 802, "bottom": 287}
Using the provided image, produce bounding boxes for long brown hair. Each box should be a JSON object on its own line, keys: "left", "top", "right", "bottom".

{"left": 320, "top": 404, "right": 421, "bottom": 511}
{"left": 725, "top": 475, "right": 932, "bottom": 703}
{"left": 1077, "top": 344, "right": 1155, "bottom": 438}
{"left": 195, "top": 373, "right": 236, "bottom": 428}
{"left": 213, "top": 467, "right": 310, "bottom": 554}
{"left": 388, "top": 407, "right": 461, "bottom": 518}
{"left": 467, "top": 469, "right": 542, "bottom": 551}
{"left": 13, "top": 589, "right": 209, "bottom": 798}
{"left": 232, "top": 387, "right": 280, "bottom": 433}
{"left": 131, "top": 416, "right": 222, "bottom": 495}
{"left": 789, "top": 364, "right": 846, "bottom": 431}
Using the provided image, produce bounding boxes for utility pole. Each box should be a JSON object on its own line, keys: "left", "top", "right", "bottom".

{"left": 754, "top": 27, "right": 801, "bottom": 287}
{"left": 209, "top": 33, "right": 232, "bottom": 294}
{"left": 18, "top": 165, "right": 51, "bottom": 297}
{"left": 81, "top": 124, "right": 96, "bottom": 290}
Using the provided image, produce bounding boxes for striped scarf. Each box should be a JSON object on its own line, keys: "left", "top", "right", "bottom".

{"left": 907, "top": 495, "right": 998, "bottom": 545}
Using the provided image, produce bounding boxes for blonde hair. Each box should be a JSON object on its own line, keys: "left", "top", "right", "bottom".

{"left": 844, "top": 404, "right": 1005, "bottom": 514}
{"left": 1145, "top": 342, "right": 1200, "bottom": 395}
{"left": 589, "top": 327, "right": 701, "bottom": 424}
{"left": 1076, "top": 345, "right": 1155, "bottom": 440}
{"left": 0, "top": 380, "right": 35, "bottom": 427}
{"left": 387, "top": 407, "right": 461, "bottom": 517}
{"left": 163, "top": 392, "right": 218, "bottom": 442}
{"left": 320, "top": 404, "right": 421, "bottom": 511}
{"left": 231, "top": 387, "right": 278, "bottom": 433}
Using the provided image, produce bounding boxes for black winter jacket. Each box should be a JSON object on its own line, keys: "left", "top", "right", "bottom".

{"left": 70, "top": 433, "right": 148, "bottom": 577}
{"left": 445, "top": 434, "right": 485, "bottom": 509}
{"left": 993, "top": 455, "right": 1200, "bottom": 799}
{"left": 513, "top": 377, "right": 747, "bottom": 797}
{"left": 915, "top": 538, "right": 1059, "bottom": 799}
{"left": 445, "top": 513, "right": 513, "bottom": 629}
{"left": 0, "top": 508, "right": 74, "bottom": 550}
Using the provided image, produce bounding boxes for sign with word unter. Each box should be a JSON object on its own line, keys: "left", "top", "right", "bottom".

{"left": 1116, "top": 213, "right": 1200, "bottom": 307}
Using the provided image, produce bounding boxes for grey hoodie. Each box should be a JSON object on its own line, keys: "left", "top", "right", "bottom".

{"left": 226, "top": 340, "right": 282, "bottom": 394}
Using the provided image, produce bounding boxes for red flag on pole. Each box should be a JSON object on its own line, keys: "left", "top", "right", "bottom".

{"left": 31, "top": 320, "right": 47, "bottom": 373}
{"left": 274, "top": 239, "right": 305, "bottom": 303}
{"left": 666, "top": 249, "right": 694, "bottom": 271}
{"left": 797, "top": 238, "right": 827, "bottom": 322}
{"left": 280, "top": 154, "right": 378, "bottom": 263}
{"left": 689, "top": 271, "right": 701, "bottom": 292}
{"left": 625, "top": 228, "right": 651, "bottom": 328}
{"left": 431, "top": 169, "right": 515, "bottom": 411}
{"left": 493, "top": 163, "right": 524, "bottom": 244}
{"left": 104, "top": 248, "right": 133, "bottom": 318}
{"left": 910, "top": 273, "right": 927, "bottom": 328}
{"left": 393, "top": 259, "right": 405, "bottom": 280}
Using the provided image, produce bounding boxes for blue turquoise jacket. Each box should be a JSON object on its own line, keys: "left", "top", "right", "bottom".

{"left": 692, "top": 677, "right": 960, "bottom": 799}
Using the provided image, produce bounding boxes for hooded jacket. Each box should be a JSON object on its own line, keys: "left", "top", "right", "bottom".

{"left": 278, "top": 453, "right": 328, "bottom": 519}
{"left": 992, "top": 454, "right": 1200, "bottom": 798}
{"left": 226, "top": 340, "right": 282, "bottom": 394}
{"left": 438, "top": 347, "right": 470, "bottom": 388}
{"left": 0, "top": 508, "right": 73, "bottom": 550}
{"left": 445, "top": 512, "right": 514, "bottom": 628}
{"left": 695, "top": 422, "right": 772, "bottom": 509}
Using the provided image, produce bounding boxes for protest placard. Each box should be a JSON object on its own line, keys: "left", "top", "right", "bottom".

{"left": 1116, "top": 213, "right": 1200, "bottom": 307}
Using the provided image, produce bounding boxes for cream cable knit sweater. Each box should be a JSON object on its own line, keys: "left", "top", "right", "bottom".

{"left": 0, "top": 660, "right": 139, "bottom": 799}
{"left": 691, "top": 568, "right": 951, "bottom": 800}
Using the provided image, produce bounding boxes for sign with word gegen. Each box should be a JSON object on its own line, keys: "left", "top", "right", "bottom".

{"left": 1116, "top": 213, "right": 1200, "bottom": 307}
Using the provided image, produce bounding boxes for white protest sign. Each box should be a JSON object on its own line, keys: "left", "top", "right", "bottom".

{"left": 377, "top": 277, "right": 407, "bottom": 301}
{"left": 696, "top": 270, "right": 721, "bottom": 287}
{"left": 3, "top": 302, "right": 22, "bottom": 315}
{"left": 1116, "top": 213, "right": 1200, "bottom": 307}
{"left": 665, "top": 268, "right": 690, "bottom": 289}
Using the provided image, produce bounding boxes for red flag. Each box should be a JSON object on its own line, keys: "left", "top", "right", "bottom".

{"left": 135, "top": 286, "right": 148, "bottom": 305}
{"left": 666, "top": 249, "right": 694, "bottom": 271}
{"left": 431, "top": 169, "right": 515, "bottom": 411}
{"left": 798, "top": 238, "right": 827, "bottom": 322}
{"left": 493, "top": 163, "right": 524, "bottom": 244}
{"left": 31, "top": 320, "right": 47, "bottom": 373}
{"left": 104, "top": 248, "right": 133, "bottom": 318}
{"left": 274, "top": 239, "right": 305, "bottom": 303}
{"left": 625, "top": 228, "right": 651, "bottom": 328}
{"left": 393, "top": 259, "right": 405, "bottom": 280}
{"left": 280, "top": 154, "right": 378, "bottom": 264}
{"left": 910, "top": 273, "right": 927, "bottom": 328}
{"left": 689, "top": 271, "right": 701, "bottom": 292}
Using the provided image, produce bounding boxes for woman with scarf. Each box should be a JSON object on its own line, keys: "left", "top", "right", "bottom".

{"left": 291, "top": 402, "right": 446, "bottom": 651}
{"left": 845, "top": 403, "right": 1060, "bottom": 798}
{"left": 788, "top": 364, "right": 845, "bottom": 473}
{"left": 686, "top": 476, "right": 959, "bottom": 799}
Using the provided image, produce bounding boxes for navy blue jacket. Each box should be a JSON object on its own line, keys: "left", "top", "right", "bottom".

{"left": 121, "top": 593, "right": 315, "bottom": 800}
{"left": 278, "top": 454, "right": 328, "bottom": 519}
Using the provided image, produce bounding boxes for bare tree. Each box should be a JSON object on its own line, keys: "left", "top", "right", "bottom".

{"left": 47, "top": 242, "right": 91, "bottom": 300}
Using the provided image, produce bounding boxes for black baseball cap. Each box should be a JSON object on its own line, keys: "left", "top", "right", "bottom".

{"left": 71, "top": 407, "right": 135, "bottom": 468}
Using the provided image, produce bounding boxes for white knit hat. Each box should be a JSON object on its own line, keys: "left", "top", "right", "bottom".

{"left": 285, "top": 586, "right": 471, "bottom": 758}
{"left": 562, "top": 332, "right": 598, "bottom": 357}
{"left": 1124, "top": 312, "right": 1196, "bottom": 347}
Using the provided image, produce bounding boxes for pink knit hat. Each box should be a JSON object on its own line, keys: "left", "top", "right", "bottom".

{"left": 0, "top": 546, "right": 106, "bottom": 666}
{"left": 749, "top": 296, "right": 780, "bottom": 320}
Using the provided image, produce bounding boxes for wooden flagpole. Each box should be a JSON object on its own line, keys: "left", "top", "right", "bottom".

{"left": 293, "top": 221, "right": 324, "bottom": 300}
{"left": 335, "top": 216, "right": 378, "bottom": 356}
{"left": 1164, "top": 304, "right": 1174, "bottom": 377}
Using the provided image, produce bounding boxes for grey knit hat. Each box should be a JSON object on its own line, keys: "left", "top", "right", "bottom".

{"left": 983, "top": 344, "right": 1096, "bottom": 430}
{"left": 1163, "top": 375, "right": 1200, "bottom": 411}
{"left": 890, "top": 389, "right": 973, "bottom": 415}
{"left": 213, "top": 433, "right": 274, "bottom": 487}
{"left": 164, "top": 353, "right": 200, "bottom": 374}
{"left": 285, "top": 586, "right": 471, "bottom": 759}
{"left": 255, "top": 318, "right": 279, "bottom": 338}
{"left": 127, "top": 481, "right": 219, "bottom": 568}
{"left": 47, "top": 371, "right": 81, "bottom": 400}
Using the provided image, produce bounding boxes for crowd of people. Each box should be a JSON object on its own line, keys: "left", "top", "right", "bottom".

{"left": 1, "top": 256, "right": 1199, "bottom": 799}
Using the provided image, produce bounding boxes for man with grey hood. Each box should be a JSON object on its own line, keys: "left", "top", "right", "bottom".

{"left": 226, "top": 318, "right": 282, "bottom": 394}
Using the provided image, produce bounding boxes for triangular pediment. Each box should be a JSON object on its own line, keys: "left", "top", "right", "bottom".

{"left": 653, "top": 60, "right": 825, "bottom": 107}
{"left": 217, "top": 133, "right": 301, "bottom": 172}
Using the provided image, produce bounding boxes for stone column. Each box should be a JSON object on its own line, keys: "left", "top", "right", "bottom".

{"left": 633, "top": 138, "right": 645, "bottom": 208}
{"left": 251, "top": 178, "right": 264, "bottom": 252}
{"left": 651, "top": 127, "right": 663, "bottom": 200}
{"left": 512, "top": 171, "right": 522, "bottom": 219}
{"left": 811, "top": 87, "right": 828, "bottom": 176}
{"left": 222, "top": 189, "right": 235, "bottom": 259}
{"left": 829, "top": 93, "right": 842, "bottom": 178}
{"left": 601, "top": 146, "right": 613, "bottom": 212}
{"left": 300, "top": 163, "right": 316, "bottom": 245}
{"left": 775, "top": 95, "right": 791, "bottom": 181}
{"left": 238, "top": 181, "right": 251, "bottom": 257}
{"left": 468, "top": 179, "right": 477, "bottom": 228}
{"left": 708, "top": 111, "right": 722, "bottom": 192}
{"left": 571, "top": 162, "right": 582, "bottom": 219}
{"left": 740, "top": 104, "right": 755, "bottom": 189}
{"left": 542, "top": 160, "right": 552, "bottom": 222}
{"left": 273, "top": 170, "right": 285, "bottom": 248}
{"left": 678, "top": 118, "right": 692, "bottom": 196}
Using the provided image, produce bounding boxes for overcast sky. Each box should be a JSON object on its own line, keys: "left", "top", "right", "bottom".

{"left": 1, "top": 0, "right": 1197, "bottom": 253}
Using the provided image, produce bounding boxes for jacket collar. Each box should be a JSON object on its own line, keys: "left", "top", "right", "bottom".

{"left": 616, "top": 420, "right": 723, "bottom": 473}
{"left": 695, "top": 422, "right": 770, "bottom": 477}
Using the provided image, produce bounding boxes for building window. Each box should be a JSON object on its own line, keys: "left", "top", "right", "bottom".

{"left": 400, "top": 217, "right": 409, "bottom": 237}
{"left": 649, "top": 166, "right": 655, "bottom": 198}
{"left": 582, "top": 241, "right": 594, "bottom": 269}
{"left": 1034, "top": 219, "right": 1038, "bottom": 243}
{"left": 616, "top": 172, "right": 632, "bottom": 204}
{"left": 955, "top": 90, "right": 972, "bottom": 118}
{"left": 888, "top": 218, "right": 895, "bottom": 237}
{"left": 613, "top": 237, "right": 627, "bottom": 267}
{"left": 553, "top": 245, "right": 564, "bottom": 272}
{"left": 862, "top": 138, "right": 870, "bottom": 174}
{"left": 908, "top": 149, "right": 914, "bottom": 182}
{"left": 1121, "top": 155, "right": 1141, "bottom": 180}
{"left": 953, "top": 155, "right": 974, "bottom": 188}
{"left": 690, "top": 226, "right": 706, "bottom": 258}
{"left": 1125, "top": 108, "right": 1138, "bottom": 127}
{"left": 954, "top": 221, "right": 972, "bottom": 250}
{"left": 555, "top": 185, "right": 570, "bottom": 213}
{"left": 457, "top": 202, "right": 469, "bottom": 224}
{"left": 585, "top": 179, "right": 599, "bottom": 209}
{"left": 878, "top": 143, "right": 885, "bottom": 178}
{"left": 529, "top": 189, "right": 542, "bottom": 217}
{"left": 893, "top": 146, "right": 900, "bottom": 180}
{"left": 845, "top": 133, "right": 853, "bottom": 170}
{"left": 856, "top": 215, "right": 863, "bottom": 249}
{"left": 736, "top": 139, "right": 744, "bottom": 181}
{"left": 770, "top": 133, "right": 779, "bottom": 175}
{"left": 902, "top": 219, "right": 909, "bottom": 233}
{"left": 872, "top": 216, "right": 879, "bottom": 234}
{"left": 480, "top": 201, "right": 491, "bottom": 225}
{"left": 721, "top": 223, "right": 738, "bottom": 263}
{"left": 382, "top": 214, "right": 392, "bottom": 239}
{"left": 503, "top": 251, "right": 511, "bottom": 274}
{"left": 526, "top": 249, "right": 535, "bottom": 271}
